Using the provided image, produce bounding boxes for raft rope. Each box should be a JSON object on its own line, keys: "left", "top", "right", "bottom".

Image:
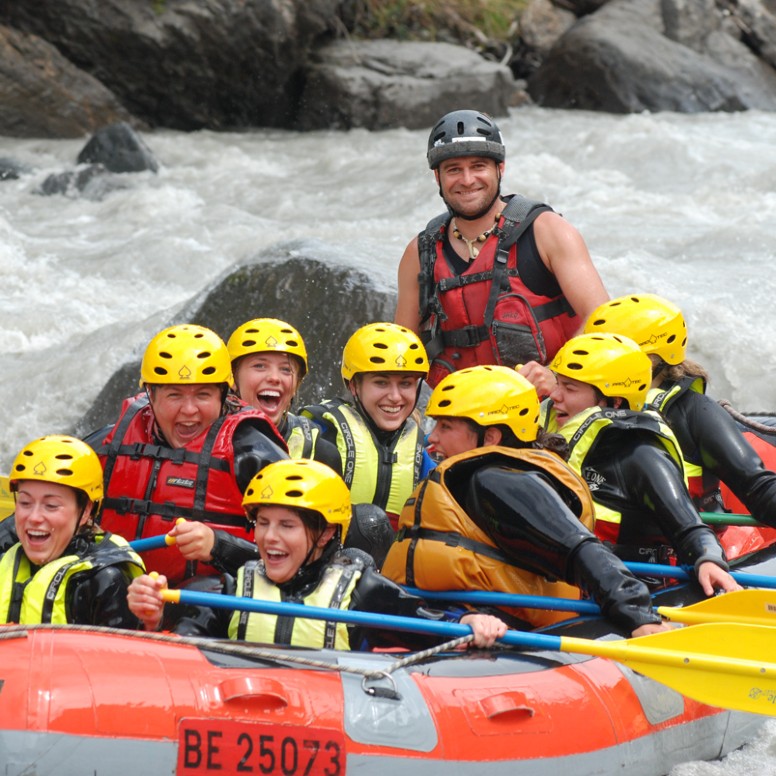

{"left": 719, "top": 400, "right": 776, "bottom": 435}
{"left": 0, "top": 623, "right": 473, "bottom": 697}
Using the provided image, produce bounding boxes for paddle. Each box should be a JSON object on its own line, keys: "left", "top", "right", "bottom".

{"left": 700, "top": 512, "right": 762, "bottom": 527}
{"left": 162, "top": 587, "right": 776, "bottom": 717}
{"left": 404, "top": 587, "right": 776, "bottom": 627}
{"left": 625, "top": 561, "right": 776, "bottom": 589}
{"left": 130, "top": 533, "right": 178, "bottom": 552}
{"left": 656, "top": 589, "right": 776, "bottom": 626}
{"left": 128, "top": 517, "right": 185, "bottom": 552}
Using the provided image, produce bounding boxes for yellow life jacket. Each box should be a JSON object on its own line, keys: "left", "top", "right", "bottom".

{"left": 302, "top": 400, "right": 423, "bottom": 515}
{"left": 547, "top": 405, "right": 685, "bottom": 536}
{"left": 284, "top": 413, "right": 320, "bottom": 460}
{"left": 228, "top": 556, "right": 362, "bottom": 649}
{"left": 381, "top": 446, "right": 594, "bottom": 628}
{"left": 647, "top": 378, "right": 707, "bottom": 486}
{"left": 0, "top": 533, "right": 144, "bottom": 624}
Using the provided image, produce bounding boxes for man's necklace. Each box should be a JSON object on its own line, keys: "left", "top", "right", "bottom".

{"left": 450, "top": 213, "right": 501, "bottom": 260}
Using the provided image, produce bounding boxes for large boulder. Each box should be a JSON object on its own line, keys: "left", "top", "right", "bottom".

{"left": 0, "top": 0, "right": 345, "bottom": 130}
{"left": 75, "top": 252, "right": 397, "bottom": 436}
{"left": 297, "top": 39, "right": 523, "bottom": 130}
{"left": 527, "top": 0, "right": 776, "bottom": 112}
{"left": 0, "top": 24, "right": 136, "bottom": 138}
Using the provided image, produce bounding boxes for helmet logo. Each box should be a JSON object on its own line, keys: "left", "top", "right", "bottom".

{"left": 265, "top": 335, "right": 279, "bottom": 348}
{"left": 394, "top": 355, "right": 407, "bottom": 368}
{"left": 177, "top": 365, "right": 193, "bottom": 381}
{"left": 260, "top": 484, "right": 274, "bottom": 500}
{"left": 33, "top": 461, "right": 48, "bottom": 477}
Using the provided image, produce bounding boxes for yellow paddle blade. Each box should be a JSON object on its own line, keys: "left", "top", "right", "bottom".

{"left": 0, "top": 475, "right": 13, "bottom": 521}
{"left": 658, "top": 589, "right": 776, "bottom": 627}
{"left": 561, "top": 622, "right": 776, "bottom": 716}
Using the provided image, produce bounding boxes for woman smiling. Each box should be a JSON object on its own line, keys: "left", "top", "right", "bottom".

{"left": 0, "top": 435, "right": 144, "bottom": 627}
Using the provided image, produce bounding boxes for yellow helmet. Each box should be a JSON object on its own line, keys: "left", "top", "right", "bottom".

{"left": 551, "top": 333, "right": 651, "bottom": 411}
{"left": 585, "top": 294, "right": 687, "bottom": 365}
{"left": 227, "top": 318, "right": 308, "bottom": 378}
{"left": 140, "top": 324, "right": 232, "bottom": 385}
{"left": 10, "top": 435, "right": 104, "bottom": 504}
{"left": 341, "top": 322, "right": 429, "bottom": 382}
{"left": 242, "top": 459, "right": 351, "bottom": 535}
{"left": 427, "top": 365, "right": 540, "bottom": 442}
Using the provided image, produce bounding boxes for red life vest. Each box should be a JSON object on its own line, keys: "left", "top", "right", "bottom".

{"left": 418, "top": 196, "right": 578, "bottom": 387}
{"left": 97, "top": 393, "right": 282, "bottom": 585}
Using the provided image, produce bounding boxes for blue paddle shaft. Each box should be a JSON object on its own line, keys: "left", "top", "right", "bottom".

{"left": 129, "top": 534, "right": 170, "bottom": 552}
{"left": 170, "top": 588, "right": 562, "bottom": 651}
{"left": 624, "top": 561, "right": 776, "bottom": 589}
{"left": 403, "top": 587, "right": 603, "bottom": 614}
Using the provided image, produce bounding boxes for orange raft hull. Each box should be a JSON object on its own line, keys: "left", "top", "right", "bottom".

{"left": 1, "top": 554, "right": 771, "bottom": 776}
{"left": 718, "top": 424, "right": 776, "bottom": 558}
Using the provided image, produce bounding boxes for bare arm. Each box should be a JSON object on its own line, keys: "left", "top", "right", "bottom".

{"left": 533, "top": 211, "right": 608, "bottom": 331}
{"left": 394, "top": 236, "right": 422, "bottom": 333}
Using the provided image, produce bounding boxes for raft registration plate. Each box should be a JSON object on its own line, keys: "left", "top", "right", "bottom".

{"left": 177, "top": 719, "right": 346, "bottom": 775}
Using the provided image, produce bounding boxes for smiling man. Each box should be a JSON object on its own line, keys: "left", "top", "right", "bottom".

{"left": 87, "top": 324, "right": 288, "bottom": 587}
{"left": 395, "top": 109, "right": 608, "bottom": 387}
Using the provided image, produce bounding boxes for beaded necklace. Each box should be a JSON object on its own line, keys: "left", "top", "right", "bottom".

{"left": 450, "top": 212, "right": 502, "bottom": 260}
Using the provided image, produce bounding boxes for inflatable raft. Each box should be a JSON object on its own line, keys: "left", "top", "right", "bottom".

{"left": 3, "top": 543, "right": 776, "bottom": 776}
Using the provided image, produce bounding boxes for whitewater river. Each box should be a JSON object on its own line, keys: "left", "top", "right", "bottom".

{"left": 1, "top": 106, "right": 776, "bottom": 772}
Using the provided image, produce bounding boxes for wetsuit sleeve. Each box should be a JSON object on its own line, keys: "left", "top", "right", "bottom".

{"left": 232, "top": 421, "right": 290, "bottom": 492}
{"left": 172, "top": 575, "right": 235, "bottom": 638}
{"left": 68, "top": 565, "right": 141, "bottom": 629}
{"left": 344, "top": 504, "right": 395, "bottom": 569}
{"left": 613, "top": 435, "right": 728, "bottom": 571}
{"left": 349, "top": 566, "right": 444, "bottom": 650}
{"left": 463, "top": 466, "right": 660, "bottom": 633}
{"left": 671, "top": 392, "right": 776, "bottom": 525}
{"left": 210, "top": 530, "right": 258, "bottom": 576}
{"left": 0, "top": 517, "right": 19, "bottom": 555}
{"left": 312, "top": 436, "right": 343, "bottom": 476}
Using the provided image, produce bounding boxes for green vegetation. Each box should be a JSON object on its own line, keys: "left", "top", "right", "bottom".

{"left": 349, "top": 0, "right": 529, "bottom": 44}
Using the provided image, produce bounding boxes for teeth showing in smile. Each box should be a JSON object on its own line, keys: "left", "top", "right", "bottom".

{"left": 380, "top": 406, "right": 401, "bottom": 414}
{"left": 258, "top": 390, "right": 282, "bottom": 408}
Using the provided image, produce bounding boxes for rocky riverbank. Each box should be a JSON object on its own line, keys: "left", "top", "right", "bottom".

{"left": 1, "top": 0, "right": 776, "bottom": 139}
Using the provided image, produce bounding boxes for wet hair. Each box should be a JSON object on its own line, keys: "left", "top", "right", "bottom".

{"left": 74, "top": 489, "right": 101, "bottom": 539}
{"left": 480, "top": 422, "right": 569, "bottom": 460}
{"left": 656, "top": 358, "right": 709, "bottom": 384}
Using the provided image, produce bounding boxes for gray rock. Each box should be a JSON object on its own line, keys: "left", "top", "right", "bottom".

{"left": 0, "top": 0, "right": 346, "bottom": 131}
{"left": 75, "top": 251, "right": 397, "bottom": 436}
{"left": 37, "top": 164, "right": 129, "bottom": 200}
{"left": 297, "top": 39, "right": 523, "bottom": 130}
{"left": 77, "top": 122, "right": 159, "bottom": 174}
{"left": 0, "top": 156, "right": 33, "bottom": 180}
{"left": 0, "top": 24, "right": 137, "bottom": 138}
{"left": 527, "top": 0, "right": 776, "bottom": 112}
{"left": 724, "top": 0, "right": 776, "bottom": 69}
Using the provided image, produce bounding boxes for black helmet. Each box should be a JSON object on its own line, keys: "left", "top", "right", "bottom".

{"left": 427, "top": 110, "right": 506, "bottom": 169}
